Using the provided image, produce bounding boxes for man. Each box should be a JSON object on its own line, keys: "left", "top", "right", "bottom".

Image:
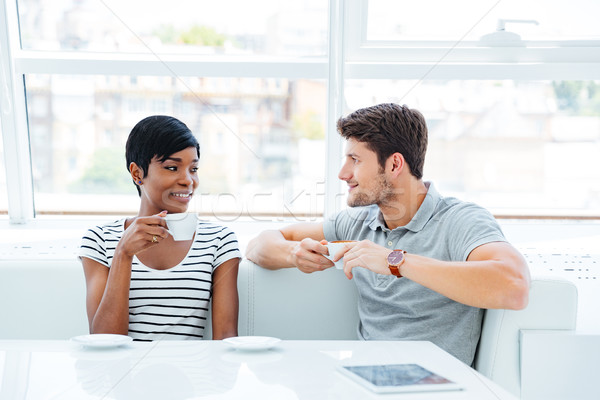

{"left": 245, "top": 103, "right": 530, "bottom": 365}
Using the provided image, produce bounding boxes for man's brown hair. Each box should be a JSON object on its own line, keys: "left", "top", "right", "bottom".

{"left": 337, "top": 103, "right": 428, "bottom": 179}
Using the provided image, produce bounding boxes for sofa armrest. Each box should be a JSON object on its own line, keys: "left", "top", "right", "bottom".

{"left": 520, "top": 330, "right": 599, "bottom": 400}
{"left": 475, "top": 277, "right": 578, "bottom": 398}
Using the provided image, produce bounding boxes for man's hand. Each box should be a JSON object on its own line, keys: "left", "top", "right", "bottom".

{"left": 289, "top": 238, "right": 335, "bottom": 274}
{"left": 334, "top": 240, "right": 391, "bottom": 279}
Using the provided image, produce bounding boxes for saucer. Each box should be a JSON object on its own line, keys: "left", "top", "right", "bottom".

{"left": 71, "top": 334, "right": 133, "bottom": 349}
{"left": 223, "top": 336, "right": 281, "bottom": 351}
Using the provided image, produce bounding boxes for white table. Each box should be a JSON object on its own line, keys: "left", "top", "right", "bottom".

{"left": 0, "top": 339, "right": 515, "bottom": 400}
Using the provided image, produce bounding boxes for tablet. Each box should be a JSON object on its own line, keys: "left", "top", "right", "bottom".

{"left": 337, "top": 363, "right": 463, "bottom": 394}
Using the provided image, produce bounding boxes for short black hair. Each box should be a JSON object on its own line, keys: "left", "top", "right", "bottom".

{"left": 126, "top": 115, "right": 200, "bottom": 195}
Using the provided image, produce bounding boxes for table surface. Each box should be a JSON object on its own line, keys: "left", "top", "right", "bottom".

{"left": 0, "top": 339, "right": 516, "bottom": 400}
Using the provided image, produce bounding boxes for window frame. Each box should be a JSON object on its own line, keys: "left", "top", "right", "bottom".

{"left": 345, "top": 0, "right": 600, "bottom": 79}
{"left": 1, "top": 0, "right": 34, "bottom": 223}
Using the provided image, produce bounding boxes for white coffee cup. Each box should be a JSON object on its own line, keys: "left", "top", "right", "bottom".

{"left": 164, "top": 213, "right": 197, "bottom": 241}
{"left": 324, "top": 240, "right": 356, "bottom": 269}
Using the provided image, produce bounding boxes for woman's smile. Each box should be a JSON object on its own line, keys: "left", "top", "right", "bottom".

{"left": 170, "top": 191, "right": 193, "bottom": 203}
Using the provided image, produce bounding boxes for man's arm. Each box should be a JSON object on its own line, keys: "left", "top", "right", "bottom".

{"left": 245, "top": 222, "right": 335, "bottom": 273}
{"left": 340, "top": 240, "right": 530, "bottom": 310}
{"left": 401, "top": 241, "right": 529, "bottom": 309}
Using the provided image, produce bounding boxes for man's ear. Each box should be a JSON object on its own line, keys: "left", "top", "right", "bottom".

{"left": 387, "top": 153, "right": 405, "bottom": 176}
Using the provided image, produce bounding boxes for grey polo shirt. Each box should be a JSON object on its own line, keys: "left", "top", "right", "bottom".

{"left": 323, "top": 182, "right": 506, "bottom": 365}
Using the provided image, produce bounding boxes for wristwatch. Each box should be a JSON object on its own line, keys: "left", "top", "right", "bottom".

{"left": 387, "top": 249, "right": 407, "bottom": 278}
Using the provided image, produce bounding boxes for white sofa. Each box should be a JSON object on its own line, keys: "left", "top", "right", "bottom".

{"left": 0, "top": 258, "right": 578, "bottom": 399}
{"left": 0, "top": 258, "right": 357, "bottom": 341}
{"left": 235, "top": 259, "right": 359, "bottom": 339}
{"left": 0, "top": 259, "right": 89, "bottom": 340}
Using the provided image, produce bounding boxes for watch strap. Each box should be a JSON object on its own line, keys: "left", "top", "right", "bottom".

{"left": 389, "top": 264, "right": 402, "bottom": 278}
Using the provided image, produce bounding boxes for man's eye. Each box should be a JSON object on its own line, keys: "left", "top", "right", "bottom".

{"left": 191, "top": 167, "right": 199, "bottom": 173}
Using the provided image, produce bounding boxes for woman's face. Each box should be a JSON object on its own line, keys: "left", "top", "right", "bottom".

{"left": 139, "top": 146, "right": 199, "bottom": 215}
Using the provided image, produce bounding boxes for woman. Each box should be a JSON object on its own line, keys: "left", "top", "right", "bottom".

{"left": 79, "top": 115, "right": 239, "bottom": 341}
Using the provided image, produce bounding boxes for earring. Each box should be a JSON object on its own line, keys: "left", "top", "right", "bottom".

{"left": 137, "top": 180, "right": 142, "bottom": 185}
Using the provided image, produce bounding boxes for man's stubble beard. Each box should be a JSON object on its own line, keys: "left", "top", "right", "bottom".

{"left": 347, "top": 172, "right": 395, "bottom": 208}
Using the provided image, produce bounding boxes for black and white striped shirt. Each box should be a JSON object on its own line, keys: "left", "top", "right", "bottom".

{"left": 79, "top": 218, "right": 241, "bottom": 341}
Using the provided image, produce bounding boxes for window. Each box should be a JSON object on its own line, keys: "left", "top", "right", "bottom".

{"left": 2, "top": 0, "right": 329, "bottom": 219}
{"left": 18, "top": 0, "right": 328, "bottom": 57}
{"left": 346, "top": 79, "right": 600, "bottom": 214}
{"left": 341, "top": 0, "right": 600, "bottom": 218}
{"left": 25, "top": 74, "right": 327, "bottom": 216}
{"left": 1, "top": 0, "right": 600, "bottom": 221}
{"left": 0, "top": 124, "right": 6, "bottom": 214}
{"left": 365, "top": 0, "right": 600, "bottom": 42}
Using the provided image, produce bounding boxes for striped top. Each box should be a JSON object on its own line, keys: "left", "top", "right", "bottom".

{"left": 78, "top": 218, "right": 241, "bottom": 341}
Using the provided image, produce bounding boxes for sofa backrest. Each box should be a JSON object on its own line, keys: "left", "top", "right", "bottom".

{"left": 0, "top": 258, "right": 359, "bottom": 340}
{"left": 0, "top": 259, "right": 89, "bottom": 339}
{"left": 235, "top": 259, "right": 359, "bottom": 339}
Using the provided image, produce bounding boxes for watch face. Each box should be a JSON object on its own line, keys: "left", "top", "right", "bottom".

{"left": 388, "top": 250, "right": 404, "bottom": 265}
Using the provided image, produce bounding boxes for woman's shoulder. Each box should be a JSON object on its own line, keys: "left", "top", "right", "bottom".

{"left": 193, "top": 221, "right": 241, "bottom": 261}
{"left": 79, "top": 218, "right": 126, "bottom": 264}
{"left": 84, "top": 218, "right": 127, "bottom": 240}
{"left": 195, "top": 220, "right": 237, "bottom": 237}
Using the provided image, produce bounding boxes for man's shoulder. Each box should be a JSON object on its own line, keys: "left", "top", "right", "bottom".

{"left": 435, "top": 192, "right": 492, "bottom": 217}
{"left": 431, "top": 194, "right": 499, "bottom": 235}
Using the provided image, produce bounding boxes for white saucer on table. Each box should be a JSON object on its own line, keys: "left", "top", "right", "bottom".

{"left": 71, "top": 334, "right": 133, "bottom": 349}
{"left": 223, "top": 336, "right": 281, "bottom": 351}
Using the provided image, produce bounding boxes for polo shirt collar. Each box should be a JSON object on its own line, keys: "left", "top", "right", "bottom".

{"left": 368, "top": 181, "right": 439, "bottom": 233}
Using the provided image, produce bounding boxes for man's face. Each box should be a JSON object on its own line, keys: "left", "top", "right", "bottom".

{"left": 338, "top": 138, "right": 394, "bottom": 207}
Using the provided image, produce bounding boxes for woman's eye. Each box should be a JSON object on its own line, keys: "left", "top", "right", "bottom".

{"left": 165, "top": 166, "right": 177, "bottom": 171}
{"left": 191, "top": 167, "right": 198, "bottom": 173}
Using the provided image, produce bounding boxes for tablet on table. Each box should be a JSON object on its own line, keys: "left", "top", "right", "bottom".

{"left": 337, "top": 363, "right": 463, "bottom": 394}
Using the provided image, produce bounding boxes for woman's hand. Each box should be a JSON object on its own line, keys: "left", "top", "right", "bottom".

{"left": 117, "top": 210, "right": 170, "bottom": 258}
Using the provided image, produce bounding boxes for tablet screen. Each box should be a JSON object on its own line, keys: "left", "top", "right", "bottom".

{"left": 339, "top": 364, "right": 462, "bottom": 393}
